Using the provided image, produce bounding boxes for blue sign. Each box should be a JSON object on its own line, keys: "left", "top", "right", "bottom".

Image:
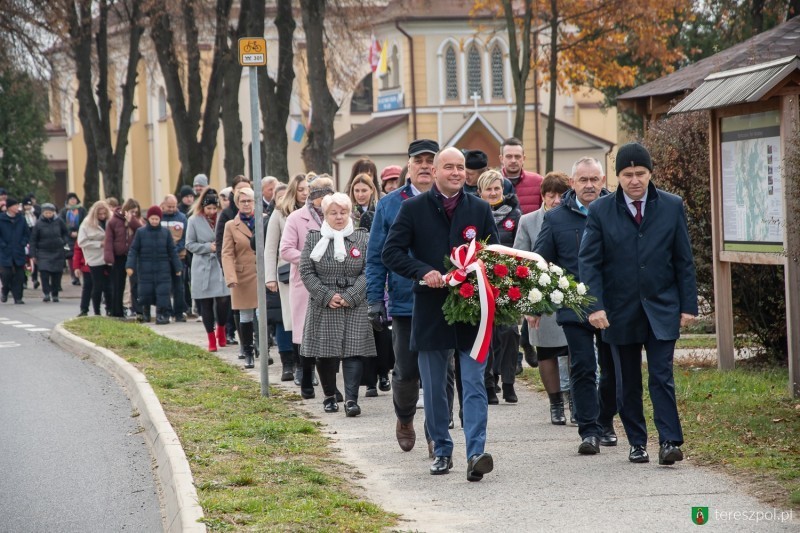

{"left": 377, "top": 92, "right": 404, "bottom": 112}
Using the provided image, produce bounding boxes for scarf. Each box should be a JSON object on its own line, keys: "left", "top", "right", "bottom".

{"left": 306, "top": 200, "right": 324, "bottom": 226}
{"left": 206, "top": 213, "right": 217, "bottom": 230}
{"left": 239, "top": 211, "right": 255, "bottom": 232}
{"left": 491, "top": 202, "right": 512, "bottom": 225}
{"left": 310, "top": 219, "right": 354, "bottom": 262}
{"left": 66, "top": 205, "right": 82, "bottom": 227}
{"left": 432, "top": 183, "right": 462, "bottom": 221}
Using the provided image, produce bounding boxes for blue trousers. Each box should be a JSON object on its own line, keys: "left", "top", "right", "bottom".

{"left": 611, "top": 325, "right": 683, "bottom": 447}
{"left": 419, "top": 349, "right": 487, "bottom": 459}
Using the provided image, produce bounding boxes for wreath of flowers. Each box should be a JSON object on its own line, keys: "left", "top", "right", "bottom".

{"left": 441, "top": 240, "right": 593, "bottom": 326}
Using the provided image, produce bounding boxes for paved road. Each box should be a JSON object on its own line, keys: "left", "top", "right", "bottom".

{"left": 0, "top": 282, "right": 162, "bottom": 532}
{"left": 156, "top": 320, "right": 798, "bottom": 532}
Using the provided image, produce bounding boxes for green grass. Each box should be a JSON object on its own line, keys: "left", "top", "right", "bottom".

{"left": 65, "top": 317, "right": 397, "bottom": 532}
{"left": 519, "top": 361, "right": 800, "bottom": 509}
{"left": 675, "top": 335, "right": 717, "bottom": 350}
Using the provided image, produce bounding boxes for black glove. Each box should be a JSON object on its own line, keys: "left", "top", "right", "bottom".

{"left": 367, "top": 301, "right": 388, "bottom": 332}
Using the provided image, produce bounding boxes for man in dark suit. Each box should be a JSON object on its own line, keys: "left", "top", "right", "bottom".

{"left": 383, "top": 147, "right": 500, "bottom": 481}
{"left": 533, "top": 156, "right": 618, "bottom": 455}
{"left": 579, "top": 142, "right": 697, "bottom": 465}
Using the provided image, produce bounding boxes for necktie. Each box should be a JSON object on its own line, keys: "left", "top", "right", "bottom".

{"left": 579, "top": 205, "right": 588, "bottom": 216}
{"left": 632, "top": 200, "right": 642, "bottom": 225}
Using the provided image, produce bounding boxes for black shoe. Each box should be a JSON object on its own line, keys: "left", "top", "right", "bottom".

{"left": 293, "top": 366, "right": 303, "bottom": 386}
{"left": 33, "top": 281, "right": 40, "bottom": 289}
{"left": 344, "top": 400, "right": 361, "bottom": 417}
{"left": 365, "top": 387, "right": 378, "bottom": 398}
{"left": 43, "top": 295, "right": 51, "bottom": 302}
{"left": 301, "top": 387, "right": 315, "bottom": 399}
{"left": 14, "top": 300, "right": 24, "bottom": 304}
{"left": 77, "top": 311, "right": 88, "bottom": 317}
{"left": 486, "top": 386, "right": 499, "bottom": 405}
{"left": 578, "top": 436, "right": 600, "bottom": 455}
{"left": 155, "top": 314, "right": 169, "bottom": 325}
{"left": 629, "top": 444, "right": 649, "bottom": 463}
{"left": 430, "top": 456, "right": 453, "bottom": 475}
{"left": 174, "top": 313, "right": 186, "bottom": 323}
{"left": 335, "top": 389, "right": 343, "bottom": 402}
{"left": 323, "top": 396, "right": 338, "bottom": 413}
{"left": 549, "top": 394, "right": 566, "bottom": 425}
{"left": 599, "top": 427, "right": 618, "bottom": 447}
{"left": 52, "top": 296, "right": 59, "bottom": 303}
{"left": 658, "top": 442, "right": 684, "bottom": 465}
{"left": 0, "top": 294, "right": 6, "bottom": 303}
{"left": 281, "top": 367, "right": 294, "bottom": 382}
{"left": 226, "top": 335, "right": 238, "bottom": 346}
{"left": 72, "top": 278, "right": 81, "bottom": 286}
{"left": 378, "top": 376, "right": 391, "bottom": 392}
{"left": 467, "top": 453, "right": 493, "bottom": 482}
{"left": 502, "top": 383, "right": 518, "bottom": 403}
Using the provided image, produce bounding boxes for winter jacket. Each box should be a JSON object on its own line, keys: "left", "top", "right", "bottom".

{"left": 279, "top": 205, "right": 321, "bottom": 344}
{"left": 0, "top": 212, "right": 30, "bottom": 267}
{"left": 59, "top": 204, "right": 86, "bottom": 258}
{"left": 30, "top": 215, "right": 69, "bottom": 272}
{"left": 77, "top": 221, "right": 107, "bottom": 267}
{"left": 502, "top": 168, "right": 543, "bottom": 214}
{"left": 490, "top": 193, "right": 522, "bottom": 247}
{"left": 104, "top": 209, "right": 142, "bottom": 263}
{"left": 126, "top": 224, "right": 182, "bottom": 309}
{"left": 264, "top": 209, "right": 292, "bottom": 328}
{"left": 72, "top": 242, "right": 90, "bottom": 273}
{"left": 365, "top": 182, "right": 418, "bottom": 317}
{"left": 221, "top": 215, "right": 258, "bottom": 310}
{"left": 185, "top": 213, "right": 229, "bottom": 300}
{"left": 160, "top": 211, "right": 188, "bottom": 259}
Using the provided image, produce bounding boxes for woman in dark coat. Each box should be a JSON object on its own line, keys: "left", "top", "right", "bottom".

{"left": 478, "top": 170, "right": 523, "bottom": 403}
{"left": 104, "top": 198, "right": 142, "bottom": 317}
{"left": 30, "top": 203, "right": 69, "bottom": 302}
{"left": 58, "top": 192, "right": 86, "bottom": 286}
{"left": 126, "top": 206, "right": 182, "bottom": 324}
{"left": 299, "top": 193, "right": 376, "bottom": 417}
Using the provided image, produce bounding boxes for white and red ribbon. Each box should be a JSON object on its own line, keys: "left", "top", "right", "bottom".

{"left": 444, "top": 239, "right": 495, "bottom": 363}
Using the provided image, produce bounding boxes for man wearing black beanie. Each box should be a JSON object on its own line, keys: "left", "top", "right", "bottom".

{"left": 579, "top": 142, "right": 697, "bottom": 466}
{"left": 0, "top": 197, "right": 31, "bottom": 303}
{"left": 463, "top": 150, "right": 513, "bottom": 197}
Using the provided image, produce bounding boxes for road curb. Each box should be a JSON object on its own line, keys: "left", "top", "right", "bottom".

{"left": 50, "top": 323, "right": 206, "bottom": 533}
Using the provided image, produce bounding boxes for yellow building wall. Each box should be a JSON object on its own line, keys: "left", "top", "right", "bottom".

{"left": 413, "top": 113, "right": 438, "bottom": 145}
{"left": 129, "top": 62, "right": 152, "bottom": 203}
{"left": 410, "top": 35, "right": 427, "bottom": 109}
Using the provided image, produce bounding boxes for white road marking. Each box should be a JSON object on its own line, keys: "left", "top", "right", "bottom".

{"left": 0, "top": 342, "right": 21, "bottom": 348}
{"left": 1, "top": 320, "right": 22, "bottom": 325}
{"left": 13, "top": 324, "right": 36, "bottom": 328}
{"left": 26, "top": 328, "right": 50, "bottom": 332}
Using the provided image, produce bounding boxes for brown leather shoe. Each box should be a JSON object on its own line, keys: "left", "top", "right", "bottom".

{"left": 396, "top": 420, "right": 416, "bottom": 451}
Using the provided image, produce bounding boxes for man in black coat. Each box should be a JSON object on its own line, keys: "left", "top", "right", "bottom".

{"left": 579, "top": 142, "right": 698, "bottom": 466}
{"left": 534, "top": 157, "right": 618, "bottom": 455}
{"left": 383, "top": 147, "right": 499, "bottom": 481}
{"left": 0, "top": 198, "right": 31, "bottom": 303}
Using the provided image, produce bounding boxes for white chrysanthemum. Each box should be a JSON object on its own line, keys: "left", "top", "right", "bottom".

{"left": 528, "top": 288, "right": 543, "bottom": 303}
{"left": 549, "top": 264, "right": 564, "bottom": 276}
{"left": 558, "top": 276, "right": 569, "bottom": 289}
{"left": 550, "top": 290, "right": 564, "bottom": 305}
{"left": 538, "top": 273, "right": 551, "bottom": 286}
{"left": 577, "top": 283, "right": 587, "bottom": 296}
{"left": 536, "top": 261, "right": 548, "bottom": 272}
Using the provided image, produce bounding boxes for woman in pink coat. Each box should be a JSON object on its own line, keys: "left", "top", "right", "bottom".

{"left": 280, "top": 176, "right": 334, "bottom": 398}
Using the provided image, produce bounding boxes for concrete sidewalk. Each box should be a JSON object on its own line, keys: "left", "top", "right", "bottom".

{"left": 151, "top": 320, "right": 796, "bottom": 532}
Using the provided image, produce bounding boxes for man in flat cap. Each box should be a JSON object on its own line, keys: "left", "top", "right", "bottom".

{"left": 367, "top": 139, "right": 440, "bottom": 455}
{"left": 579, "top": 142, "right": 697, "bottom": 466}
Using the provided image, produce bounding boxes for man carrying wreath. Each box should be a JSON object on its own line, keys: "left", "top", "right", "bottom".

{"left": 383, "top": 147, "right": 499, "bottom": 481}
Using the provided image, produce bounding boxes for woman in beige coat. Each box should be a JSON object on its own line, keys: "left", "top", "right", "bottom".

{"left": 222, "top": 187, "right": 258, "bottom": 369}
{"left": 265, "top": 174, "right": 308, "bottom": 384}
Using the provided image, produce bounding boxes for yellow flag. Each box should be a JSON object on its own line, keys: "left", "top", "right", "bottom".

{"left": 377, "top": 39, "right": 389, "bottom": 76}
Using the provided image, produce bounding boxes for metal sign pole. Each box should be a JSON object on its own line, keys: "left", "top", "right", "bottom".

{"left": 238, "top": 37, "right": 269, "bottom": 397}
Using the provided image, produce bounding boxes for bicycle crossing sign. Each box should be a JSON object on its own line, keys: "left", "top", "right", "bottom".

{"left": 238, "top": 37, "right": 267, "bottom": 67}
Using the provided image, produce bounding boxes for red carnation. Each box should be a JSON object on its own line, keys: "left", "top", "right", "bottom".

{"left": 493, "top": 264, "right": 509, "bottom": 277}
{"left": 507, "top": 286, "right": 522, "bottom": 301}
{"left": 516, "top": 265, "right": 530, "bottom": 278}
{"left": 459, "top": 283, "right": 475, "bottom": 298}
{"left": 492, "top": 286, "right": 500, "bottom": 300}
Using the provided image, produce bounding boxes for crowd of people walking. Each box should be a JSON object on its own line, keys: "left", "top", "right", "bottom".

{"left": 0, "top": 137, "right": 696, "bottom": 481}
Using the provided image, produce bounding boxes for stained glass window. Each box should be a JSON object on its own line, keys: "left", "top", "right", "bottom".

{"left": 491, "top": 46, "right": 504, "bottom": 99}
{"left": 467, "top": 45, "right": 482, "bottom": 99}
{"left": 445, "top": 46, "right": 458, "bottom": 100}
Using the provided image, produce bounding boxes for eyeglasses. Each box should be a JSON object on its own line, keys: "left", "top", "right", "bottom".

{"left": 238, "top": 199, "right": 254, "bottom": 204}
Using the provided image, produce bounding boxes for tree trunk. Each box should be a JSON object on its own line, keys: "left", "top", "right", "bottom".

{"left": 77, "top": 103, "right": 99, "bottom": 203}
{"left": 300, "top": 0, "right": 338, "bottom": 175}
{"left": 501, "top": 0, "right": 532, "bottom": 141}
{"left": 221, "top": 56, "right": 245, "bottom": 181}
{"left": 260, "top": 0, "right": 294, "bottom": 181}
{"left": 545, "top": 0, "right": 558, "bottom": 173}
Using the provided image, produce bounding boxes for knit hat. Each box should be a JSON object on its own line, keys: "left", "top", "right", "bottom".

{"left": 178, "top": 185, "right": 195, "bottom": 200}
{"left": 219, "top": 186, "right": 232, "bottom": 199}
{"left": 615, "top": 142, "right": 653, "bottom": 175}
{"left": 22, "top": 197, "right": 33, "bottom": 207}
{"left": 146, "top": 205, "right": 163, "bottom": 219}
{"left": 5, "top": 197, "right": 18, "bottom": 209}
{"left": 380, "top": 165, "right": 402, "bottom": 181}
{"left": 41, "top": 203, "right": 57, "bottom": 212}
{"left": 193, "top": 173, "right": 209, "bottom": 187}
{"left": 66, "top": 192, "right": 80, "bottom": 203}
{"left": 464, "top": 150, "right": 489, "bottom": 170}
{"left": 202, "top": 189, "right": 219, "bottom": 207}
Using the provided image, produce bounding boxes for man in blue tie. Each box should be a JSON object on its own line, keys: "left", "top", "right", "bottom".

{"left": 533, "top": 157, "right": 618, "bottom": 455}
{"left": 579, "top": 142, "right": 698, "bottom": 465}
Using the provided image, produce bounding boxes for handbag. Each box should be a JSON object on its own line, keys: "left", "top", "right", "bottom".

{"left": 278, "top": 263, "right": 291, "bottom": 284}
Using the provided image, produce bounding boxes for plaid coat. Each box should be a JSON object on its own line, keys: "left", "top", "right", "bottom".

{"left": 299, "top": 228, "right": 376, "bottom": 359}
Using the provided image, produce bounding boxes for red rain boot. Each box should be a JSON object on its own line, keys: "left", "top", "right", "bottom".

{"left": 207, "top": 331, "right": 218, "bottom": 352}
{"left": 216, "top": 324, "right": 227, "bottom": 348}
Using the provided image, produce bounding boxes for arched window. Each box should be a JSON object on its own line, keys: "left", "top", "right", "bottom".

{"left": 491, "top": 45, "right": 504, "bottom": 99}
{"left": 350, "top": 73, "right": 373, "bottom": 113}
{"left": 390, "top": 45, "right": 400, "bottom": 88}
{"left": 445, "top": 45, "right": 458, "bottom": 101}
{"left": 467, "top": 44, "right": 482, "bottom": 99}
